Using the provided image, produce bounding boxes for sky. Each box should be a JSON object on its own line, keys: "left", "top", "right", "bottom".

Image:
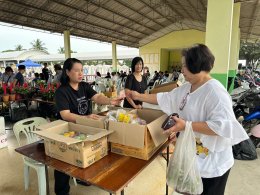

{"left": 0, "top": 22, "right": 138, "bottom": 54}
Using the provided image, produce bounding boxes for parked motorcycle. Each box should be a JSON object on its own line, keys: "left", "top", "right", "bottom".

{"left": 232, "top": 86, "right": 260, "bottom": 148}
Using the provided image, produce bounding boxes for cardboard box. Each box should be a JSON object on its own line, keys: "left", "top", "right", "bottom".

{"left": 108, "top": 108, "right": 168, "bottom": 160}
{"left": 103, "top": 91, "right": 117, "bottom": 98}
{"left": 76, "top": 116, "right": 107, "bottom": 129}
{"left": 150, "top": 81, "right": 178, "bottom": 94}
{"left": 35, "top": 120, "right": 113, "bottom": 168}
{"left": 0, "top": 133, "right": 7, "bottom": 149}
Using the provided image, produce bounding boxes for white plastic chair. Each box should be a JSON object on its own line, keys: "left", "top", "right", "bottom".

{"left": 13, "top": 117, "right": 48, "bottom": 195}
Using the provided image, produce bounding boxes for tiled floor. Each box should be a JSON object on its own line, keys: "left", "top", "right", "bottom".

{"left": 0, "top": 125, "right": 260, "bottom": 195}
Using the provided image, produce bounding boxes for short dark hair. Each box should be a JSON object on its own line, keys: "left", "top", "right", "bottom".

{"left": 54, "top": 64, "right": 62, "bottom": 71}
{"left": 60, "top": 58, "right": 82, "bottom": 85}
{"left": 131, "top": 57, "right": 144, "bottom": 73}
{"left": 181, "top": 44, "right": 215, "bottom": 74}
{"left": 34, "top": 73, "right": 39, "bottom": 77}
{"left": 5, "top": 66, "right": 13, "bottom": 72}
{"left": 18, "top": 65, "right": 26, "bottom": 70}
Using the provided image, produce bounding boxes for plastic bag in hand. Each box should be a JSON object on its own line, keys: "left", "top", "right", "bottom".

{"left": 167, "top": 121, "right": 203, "bottom": 195}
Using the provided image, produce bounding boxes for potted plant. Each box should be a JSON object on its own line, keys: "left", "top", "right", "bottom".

{"left": 9, "top": 84, "right": 15, "bottom": 101}
{"left": 39, "top": 83, "right": 58, "bottom": 101}
{"left": 0, "top": 86, "right": 3, "bottom": 101}
{"left": 2, "top": 84, "right": 9, "bottom": 102}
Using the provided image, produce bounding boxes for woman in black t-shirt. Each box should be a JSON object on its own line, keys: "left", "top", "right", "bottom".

{"left": 123, "top": 57, "right": 147, "bottom": 108}
{"left": 54, "top": 58, "right": 122, "bottom": 195}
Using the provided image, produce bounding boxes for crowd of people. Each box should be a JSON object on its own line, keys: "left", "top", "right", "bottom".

{"left": 0, "top": 62, "right": 63, "bottom": 87}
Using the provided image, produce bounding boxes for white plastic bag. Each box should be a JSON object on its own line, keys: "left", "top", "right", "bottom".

{"left": 167, "top": 121, "right": 203, "bottom": 195}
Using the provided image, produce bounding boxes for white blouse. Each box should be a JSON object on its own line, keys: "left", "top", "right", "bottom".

{"left": 157, "top": 79, "right": 248, "bottom": 178}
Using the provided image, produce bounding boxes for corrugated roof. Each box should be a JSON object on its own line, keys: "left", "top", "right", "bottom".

{"left": 0, "top": 50, "right": 48, "bottom": 60}
{"left": 0, "top": 0, "right": 259, "bottom": 48}
{"left": 30, "top": 50, "right": 139, "bottom": 61}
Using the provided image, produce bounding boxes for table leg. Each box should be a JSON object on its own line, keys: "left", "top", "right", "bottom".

{"left": 45, "top": 165, "right": 50, "bottom": 195}
{"left": 166, "top": 146, "right": 169, "bottom": 195}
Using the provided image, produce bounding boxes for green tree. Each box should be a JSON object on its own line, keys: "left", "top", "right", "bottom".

{"left": 239, "top": 40, "right": 260, "bottom": 71}
{"left": 58, "top": 47, "right": 65, "bottom": 54}
{"left": 122, "top": 59, "right": 132, "bottom": 67}
{"left": 58, "top": 46, "right": 77, "bottom": 54}
{"left": 30, "top": 39, "right": 48, "bottom": 52}
{"left": 15, "top": 44, "right": 23, "bottom": 51}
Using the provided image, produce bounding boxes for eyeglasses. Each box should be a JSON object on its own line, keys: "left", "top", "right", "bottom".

{"left": 179, "top": 92, "right": 189, "bottom": 111}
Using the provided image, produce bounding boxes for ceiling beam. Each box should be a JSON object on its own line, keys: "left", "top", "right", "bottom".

{"left": 0, "top": 7, "right": 138, "bottom": 46}
{"left": 246, "top": 0, "right": 260, "bottom": 40}
{"left": 9, "top": 0, "right": 140, "bottom": 41}
{"left": 139, "top": 0, "right": 178, "bottom": 24}
{"left": 113, "top": 0, "right": 165, "bottom": 28}
{"left": 51, "top": 0, "right": 149, "bottom": 37}
{"left": 173, "top": 0, "right": 197, "bottom": 21}
{"left": 85, "top": 0, "right": 158, "bottom": 33}
{"left": 186, "top": 0, "right": 205, "bottom": 21}
{"left": 162, "top": 0, "right": 183, "bottom": 17}
{"left": 27, "top": 0, "right": 52, "bottom": 24}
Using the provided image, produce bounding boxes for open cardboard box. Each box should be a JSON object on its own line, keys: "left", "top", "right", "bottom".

{"left": 35, "top": 120, "right": 113, "bottom": 168}
{"left": 150, "top": 81, "right": 178, "bottom": 94}
{"left": 108, "top": 108, "right": 168, "bottom": 160}
{"left": 76, "top": 115, "right": 107, "bottom": 129}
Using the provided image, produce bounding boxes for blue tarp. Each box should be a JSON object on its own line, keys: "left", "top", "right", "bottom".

{"left": 16, "top": 59, "right": 42, "bottom": 67}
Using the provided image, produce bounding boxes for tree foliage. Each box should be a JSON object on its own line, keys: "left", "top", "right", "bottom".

{"left": 57, "top": 46, "right": 76, "bottom": 54}
{"left": 239, "top": 40, "right": 260, "bottom": 70}
{"left": 15, "top": 44, "right": 23, "bottom": 51}
{"left": 30, "top": 39, "right": 48, "bottom": 52}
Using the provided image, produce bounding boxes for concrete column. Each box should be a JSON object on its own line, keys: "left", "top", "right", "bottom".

{"left": 228, "top": 3, "right": 241, "bottom": 93}
{"left": 64, "top": 30, "right": 71, "bottom": 59}
{"left": 205, "top": 0, "right": 234, "bottom": 88}
{"left": 112, "top": 41, "right": 117, "bottom": 72}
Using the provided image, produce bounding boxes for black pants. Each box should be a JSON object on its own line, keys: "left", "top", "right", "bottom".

{"left": 201, "top": 169, "right": 231, "bottom": 195}
{"left": 54, "top": 170, "right": 70, "bottom": 195}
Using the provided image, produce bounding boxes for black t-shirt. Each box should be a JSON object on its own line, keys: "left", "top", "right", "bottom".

{"left": 55, "top": 82, "right": 97, "bottom": 119}
{"left": 123, "top": 74, "right": 147, "bottom": 108}
{"left": 42, "top": 67, "right": 49, "bottom": 81}
{"left": 15, "top": 72, "right": 24, "bottom": 86}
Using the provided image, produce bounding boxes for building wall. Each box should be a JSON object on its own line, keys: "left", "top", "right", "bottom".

{"left": 139, "top": 29, "right": 205, "bottom": 73}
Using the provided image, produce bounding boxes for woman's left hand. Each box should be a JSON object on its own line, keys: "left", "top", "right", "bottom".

{"left": 163, "top": 116, "right": 186, "bottom": 135}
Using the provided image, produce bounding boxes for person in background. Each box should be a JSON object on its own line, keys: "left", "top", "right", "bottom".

{"left": 111, "top": 72, "right": 118, "bottom": 82}
{"left": 13, "top": 65, "right": 26, "bottom": 86}
{"left": 105, "top": 72, "right": 111, "bottom": 79}
{"left": 32, "top": 72, "right": 41, "bottom": 83}
{"left": 123, "top": 57, "right": 147, "bottom": 109}
{"left": 127, "top": 44, "right": 248, "bottom": 195}
{"left": 39, "top": 73, "right": 45, "bottom": 81}
{"left": 54, "top": 58, "right": 122, "bottom": 195}
{"left": 143, "top": 70, "right": 150, "bottom": 79}
{"left": 0, "top": 66, "right": 15, "bottom": 86}
{"left": 53, "top": 64, "right": 62, "bottom": 83}
{"left": 42, "top": 62, "right": 49, "bottom": 83}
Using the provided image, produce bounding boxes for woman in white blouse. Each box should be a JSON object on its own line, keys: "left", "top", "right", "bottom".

{"left": 127, "top": 44, "right": 248, "bottom": 195}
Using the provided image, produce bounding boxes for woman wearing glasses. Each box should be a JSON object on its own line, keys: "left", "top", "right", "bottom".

{"left": 128, "top": 44, "right": 248, "bottom": 195}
